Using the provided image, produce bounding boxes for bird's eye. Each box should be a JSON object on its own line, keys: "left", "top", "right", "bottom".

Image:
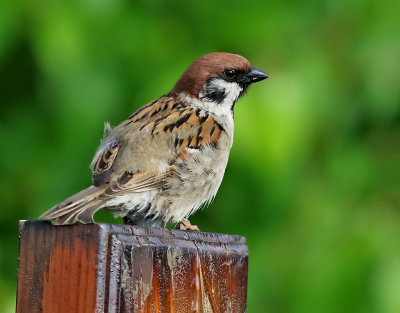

{"left": 223, "top": 69, "right": 236, "bottom": 80}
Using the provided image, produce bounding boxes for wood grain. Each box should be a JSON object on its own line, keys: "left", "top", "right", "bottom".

{"left": 16, "top": 221, "right": 248, "bottom": 313}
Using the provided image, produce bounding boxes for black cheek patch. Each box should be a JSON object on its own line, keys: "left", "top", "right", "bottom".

{"left": 206, "top": 89, "right": 226, "bottom": 104}
{"left": 203, "top": 78, "right": 226, "bottom": 104}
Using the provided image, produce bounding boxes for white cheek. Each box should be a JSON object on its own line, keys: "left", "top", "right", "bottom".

{"left": 209, "top": 79, "right": 242, "bottom": 105}
{"left": 198, "top": 79, "right": 242, "bottom": 118}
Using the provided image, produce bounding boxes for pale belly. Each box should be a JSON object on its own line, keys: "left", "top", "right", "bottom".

{"left": 104, "top": 143, "right": 231, "bottom": 226}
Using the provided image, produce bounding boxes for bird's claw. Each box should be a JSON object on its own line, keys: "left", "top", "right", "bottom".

{"left": 178, "top": 218, "right": 200, "bottom": 231}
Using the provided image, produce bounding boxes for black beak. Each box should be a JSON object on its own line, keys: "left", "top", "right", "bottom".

{"left": 246, "top": 66, "right": 270, "bottom": 83}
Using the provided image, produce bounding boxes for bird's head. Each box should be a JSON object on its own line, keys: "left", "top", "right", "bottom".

{"left": 169, "top": 52, "right": 269, "bottom": 112}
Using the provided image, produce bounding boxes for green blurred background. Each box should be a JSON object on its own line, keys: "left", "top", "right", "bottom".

{"left": 1, "top": 0, "right": 400, "bottom": 312}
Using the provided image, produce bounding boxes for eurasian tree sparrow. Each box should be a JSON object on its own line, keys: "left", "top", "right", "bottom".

{"left": 40, "top": 52, "right": 269, "bottom": 230}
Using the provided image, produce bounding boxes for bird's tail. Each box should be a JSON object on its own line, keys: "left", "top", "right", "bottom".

{"left": 40, "top": 185, "right": 107, "bottom": 225}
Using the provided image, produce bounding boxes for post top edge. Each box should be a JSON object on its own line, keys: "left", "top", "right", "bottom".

{"left": 20, "top": 220, "right": 246, "bottom": 245}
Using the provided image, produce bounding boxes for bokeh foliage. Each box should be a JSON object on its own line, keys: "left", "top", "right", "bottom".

{"left": 1, "top": 0, "right": 400, "bottom": 312}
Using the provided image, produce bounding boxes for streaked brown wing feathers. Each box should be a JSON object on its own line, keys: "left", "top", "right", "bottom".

{"left": 100, "top": 170, "right": 172, "bottom": 199}
{"left": 92, "top": 142, "right": 120, "bottom": 175}
{"left": 94, "top": 95, "right": 224, "bottom": 189}
{"left": 136, "top": 100, "right": 224, "bottom": 165}
{"left": 124, "top": 96, "right": 223, "bottom": 146}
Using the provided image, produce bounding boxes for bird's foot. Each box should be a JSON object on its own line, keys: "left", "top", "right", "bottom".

{"left": 178, "top": 218, "right": 200, "bottom": 231}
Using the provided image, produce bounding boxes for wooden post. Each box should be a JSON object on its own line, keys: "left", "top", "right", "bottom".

{"left": 16, "top": 220, "right": 248, "bottom": 313}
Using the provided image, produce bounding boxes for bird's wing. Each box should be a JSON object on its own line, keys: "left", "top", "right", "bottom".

{"left": 128, "top": 96, "right": 224, "bottom": 152}
{"left": 92, "top": 140, "right": 120, "bottom": 176}
{"left": 100, "top": 170, "right": 172, "bottom": 198}
{"left": 91, "top": 96, "right": 224, "bottom": 187}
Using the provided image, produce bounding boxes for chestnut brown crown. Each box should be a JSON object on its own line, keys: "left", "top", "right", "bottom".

{"left": 169, "top": 52, "right": 252, "bottom": 97}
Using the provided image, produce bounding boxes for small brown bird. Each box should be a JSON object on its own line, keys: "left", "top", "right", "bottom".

{"left": 40, "top": 52, "right": 269, "bottom": 230}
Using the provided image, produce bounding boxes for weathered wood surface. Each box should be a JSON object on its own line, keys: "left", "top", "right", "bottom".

{"left": 16, "top": 220, "right": 248, "bottom": 313}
